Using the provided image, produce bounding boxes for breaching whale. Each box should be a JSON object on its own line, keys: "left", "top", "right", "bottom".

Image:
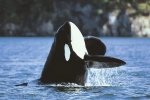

{"left": 39, "top": 21, "right": 126, "bottom": 85}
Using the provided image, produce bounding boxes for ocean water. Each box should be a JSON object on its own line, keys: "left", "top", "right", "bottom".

{"left": 0, "top": 37, "right": 150, "bottom": 100}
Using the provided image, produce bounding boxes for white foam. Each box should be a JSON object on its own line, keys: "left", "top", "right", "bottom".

{"left": 85, "top": 68, "right": 120, "bottom": 86}
{"left": 69, "top": 22, "right": 88, "bottom": 59}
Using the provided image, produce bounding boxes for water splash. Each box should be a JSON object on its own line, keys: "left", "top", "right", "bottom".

{"left": 27, "top": 68, "right": 122, "bottom": 87}
{"left": 43, "top": 83, "right": 83, "bottom": 88}
{"left": 85, "top": 68, "right": 120, "bottom": 86}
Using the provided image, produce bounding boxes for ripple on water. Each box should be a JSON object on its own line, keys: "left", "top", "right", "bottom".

{"left": 0, "top": 37, "right": 150, "bottom": 100}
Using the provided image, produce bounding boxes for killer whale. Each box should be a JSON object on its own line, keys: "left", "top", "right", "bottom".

{"left": 39, "top": 21, "right": 126, "bottom": 85}
{"left": 40, "top": 22, "right": 88, "bottom": 85}
{"left": 15, "top": 21, "right": 126, "bottom": 86}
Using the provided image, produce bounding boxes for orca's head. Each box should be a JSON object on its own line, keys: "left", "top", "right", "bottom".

{"left": 55, "top": 21, "right": 88, "bottom": 61}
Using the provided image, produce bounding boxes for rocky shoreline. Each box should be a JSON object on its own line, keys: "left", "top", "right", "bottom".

{"left": 0, "top": 0, "right": 149, "bottom": 37}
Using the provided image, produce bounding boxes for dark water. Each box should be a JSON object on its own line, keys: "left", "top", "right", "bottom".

{"left": 0, "top": 37, "right": 150, "bottom": 100}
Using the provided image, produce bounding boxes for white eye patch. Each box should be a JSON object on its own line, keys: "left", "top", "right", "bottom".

{"left": 64, "top": 44, "right": 71, "bottom": 61}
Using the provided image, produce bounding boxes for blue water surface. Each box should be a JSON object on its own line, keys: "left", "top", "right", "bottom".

{"left": 0, "top": 37, "right": 150, "bottom": 100}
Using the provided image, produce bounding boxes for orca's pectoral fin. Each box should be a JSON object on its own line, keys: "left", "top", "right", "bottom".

{"left": 84, "top": 55, "right": 126, "bottom": 68}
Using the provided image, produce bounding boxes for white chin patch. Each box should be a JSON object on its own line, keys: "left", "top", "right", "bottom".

{"left": 64, "top": 44, "right": 71, "bottom": 61}
{"left": 69, "top": 22, "right": 88, "bottom": 59}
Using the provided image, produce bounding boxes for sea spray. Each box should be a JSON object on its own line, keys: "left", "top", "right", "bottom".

{"left": 85, "top": 68, "right": 120, "bottom": 86}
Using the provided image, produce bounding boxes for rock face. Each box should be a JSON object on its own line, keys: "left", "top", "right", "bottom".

{"left": 51, "top": 1, "right": 103, "bottom": 36}
{"left": 0, "top": 0, "right": 149, "bottom": 37}
{"left": 131, "top": 15, "right": 150, "bottom": 37}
